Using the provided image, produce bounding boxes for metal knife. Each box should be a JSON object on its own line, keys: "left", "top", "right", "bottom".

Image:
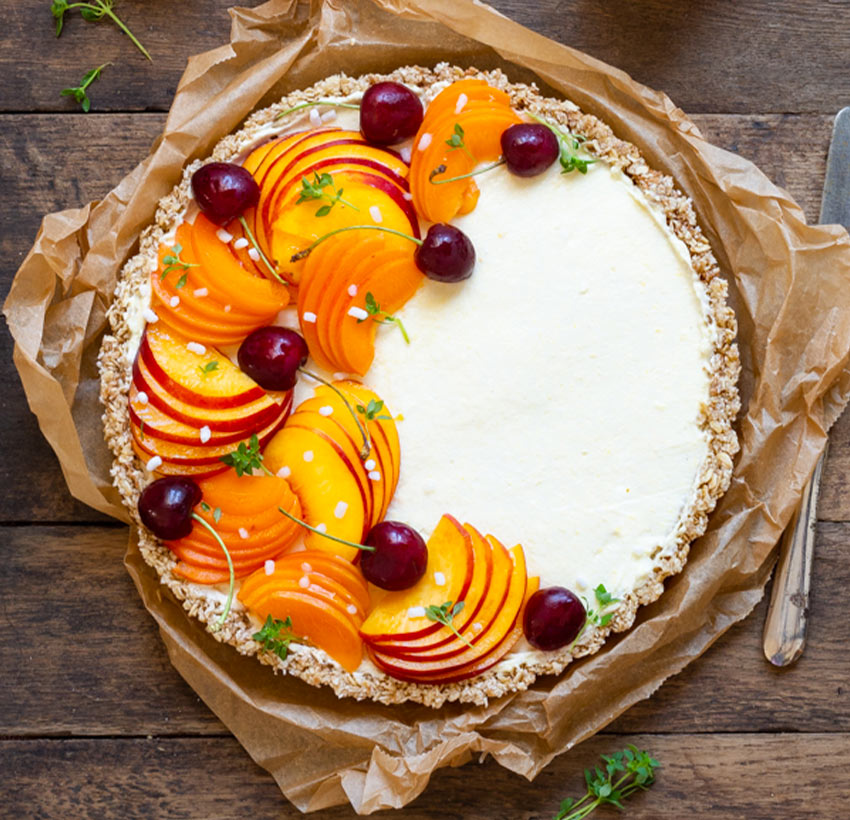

{"left": 762, "top": 106, "right": 850, "bottom": 666}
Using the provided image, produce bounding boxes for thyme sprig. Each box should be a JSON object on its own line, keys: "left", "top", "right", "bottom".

{"left": 296, "top": 171, "right": 359, "bottom": 217}
{"left": 445, "top": 123, "right": 474, "bottom": 160}
{"left": 197, "top": 360, "right": 219, "bottom": 379}
{"left": 60, "top": 62, "right": 110, "bottom": 113}
{"left": 553, "top": 746, "right": 659, "bottom": 820}
{"left": 160, "top": 243, "right": 198, "bottom": 288}
{"left": 528, "top": 112, "right": 595, "bottom": 175}
{"left": 425, "top": 600, "right": 473, "bottom": 648}
{"left": 253, "top": 615, "right": 297, "bottom": 660}
{"left": 585, "top": 584, "right": 619, "bottom": 628}
{"left": 219, "top": 434, "right": 268, "bottom": 477}
{"left": 52, "top": 0, "right": 151, "bottom": 60}
{"left": 359, "top": 292, "right": 410, "bottom": 344}
{"left": 356, "top": 399, "right": 391, "bottom": 422}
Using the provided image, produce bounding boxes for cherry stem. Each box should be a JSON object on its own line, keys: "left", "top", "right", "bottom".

{"left": 275, "top": 100, "right": 361, "bottom": 121}
{"left": 298, "top": 368, "right": 372, "bottom": 460}
{"left": 238, "top": 216, "right": 288, "bottom": 287}
{"left": 429, "top": 158, "right": 506, "bottom": 185}
{"left": 278, "top": 506, "right": 375, "bottom": 552}
{"left": 191, "top": 512, "right": 235, "bottom": 631}
{"left": 290, "top": 225, "right": 422, "bottom": 262}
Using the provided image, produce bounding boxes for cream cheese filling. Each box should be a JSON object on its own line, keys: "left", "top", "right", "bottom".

{"left": 366, "top": 160, "right": 713, "bottom": 601}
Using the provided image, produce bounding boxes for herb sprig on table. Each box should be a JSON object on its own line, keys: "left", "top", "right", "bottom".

{"left": 52, "top": 0, "right": 151, "bottom": 61}
{"left": 554, "top": 746, "right": 659, "bottom": 819}
{"left": 60, "top": 62, "right": 110, "bottom": 113}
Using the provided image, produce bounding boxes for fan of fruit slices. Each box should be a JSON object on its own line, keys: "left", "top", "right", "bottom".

{"left": 129, "top": 77, "right": 610, "bottom": 687}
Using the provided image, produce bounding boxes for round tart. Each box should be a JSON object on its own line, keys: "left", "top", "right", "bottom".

{"left": 99, "top": 64, "right": 740, "bottom": 707}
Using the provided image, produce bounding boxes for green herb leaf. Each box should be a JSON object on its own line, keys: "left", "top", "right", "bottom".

{"left": 200, "top": 502, "right": 210, "bottom": 513}
{"left": 357, "top": 292, "right": 410, "bottom": 344}
{"left": 585, "top": 584, "right": 620, "bottom": 628}
{"left": 213, "top": 507, "right": 222, "bottom": 523}
{"left": 355, "top": 399, "right": 391, "bottom": 422}
{"left": 220, "top": 434, "right": 270, "bottom": 477}
{"left": 253, "top": 615, "right": 297, "bottom": 660}
{"left": 160, "top": 243, "right": 199, "bottom": 283}
{"left": 424, "top": 600, "right": 472, "bottom": 648}
{"left": 198, "top": 360, "right": 220, "bottom": 378}
{"left": 52, "top": 0, "right": 151, "bottom": 60}
{"left": 295, "top": 171, "right": 359, "bottom": 216}
{"left": 60, "top": 62, "right": 110, "bottom": 113}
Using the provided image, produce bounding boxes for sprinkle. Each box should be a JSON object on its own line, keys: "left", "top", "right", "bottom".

{"left": 187, "top": 341, "right": 206, "bottom": 355}
{"left": 472, "top": 621, "right": 483, "bottom": 633}
{"left": 136, "top": 391, "right": 149, "bottom": 405}
{"left": 193, "top": 287, "right": 208, "bottom": 298}
{"left": 407, "top": 606, "right": 426, "bottom": 618}
{"left": 298, "top": 575, "right": 310, "bottom": 588}
{"left": 434, "top": 571, "right": 446, "bottom": 586}
{"left": 276, "top": 466, "right": 291, "bottom": 478}
{"left": 368, "top": 470, "right": 381, "bottom": 481}
{"left": 145, "top": 456, "right": 162, "bottom": 472}
{"left": 346, "top": 604, "right": 358, "bottom": 615}
{"left": 575, "top": 575, "right": 589, "bottom": 589}
{"left": 347, "top": 306, "right": 369, "bottom": 320}
{"left": 400, "top": 145, "right": 412, "bottom": 163}
{"left": 318, "top": 405, "right": 333, "bottom": 416}
{"left": 248, "top": 247, "right": 260, "bottom": 262}
{"left": 264, "top": 560, "right": 275, "bottom": 576}
{"left": 300, "top": 562, "right": 312, "bottom": 573}
{"left": 169, "top": 295, "right": 180, "bottom": 308}
{"left": 302, "top": 450, "right": 314, "bottom": 462}
{"left": 199, "top": 425, "right": 211, "bottom": 443}
{"left": 302, "top": 311, "right": 317, "bottom": 323}
{"left": 216, "top": 229, "right": 233, "bottom": 243}
{"left": 224, "top": 304, "right": 231, "bottom": 313}
{"left": 321, "top": 110, "right": 337, "bottom": 123}
{"left": 334, "top": 501, "right": 348, "bottom": 519}
{"left": 233, "top": 237, "right": 249, "bottom": 250}
{"left": 369, "top": 205, "right": 383, "bottom": 223}
{"left": 238, "top": 527, "right": 250, "bottom": 540}
{"left": 454, "top": 93, "right": 468, "bottom": 114}
{"left": 402, "top": 191, "right": 413, "bottom": 201}
{"left": 332, "top": 372, "right": 347, "bottom": 380}
{"left": 143, "top": 308, "right": 159, "bottom": 324}
{"left": 364, "top": 459, "right": 376, "bottom": 471}
{"left": 347, "top": 284, "right": 358, "bottom": 297}
{"left": 315, "top": 522, "right": 327, "bottom": 534}
{"left": 417, "top": 132, "right": 432, "bottom": 151}
{"left": 309, "top": 108, "right": 322, "bottom": 127}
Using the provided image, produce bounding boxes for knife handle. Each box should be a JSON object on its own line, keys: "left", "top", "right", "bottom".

{"left": 762, "top": 444, "right": 827, "bottom": 666}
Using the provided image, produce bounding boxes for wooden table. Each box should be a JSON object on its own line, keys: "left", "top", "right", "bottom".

{"left": 2, "top": 2, "right": 849, "bottom": 817}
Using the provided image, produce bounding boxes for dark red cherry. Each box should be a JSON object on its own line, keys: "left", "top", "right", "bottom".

{"left": 138, "top": 477, "right": 202, "bottom": 541}
{"left": 237, "top": 326, "right": 308, "bottom": 391}
{"left": 191, "top": 162, "right": 260, "bottom": 225}
{"left": 523, "top": 586, "right": 587, "bottom": 651}
{"left": 500, "top": 123, "right": 559, "bottom": 178}
{"left": 360, "top": 521, "right": 428, "bottom": 590}
{"left": 414, "top": 223, "right": 475, "bottom": 283}
{"left": 360, "top": 82, "right": 424, "bottom": 146}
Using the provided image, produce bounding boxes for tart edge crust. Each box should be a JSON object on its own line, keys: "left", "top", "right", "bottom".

{"left": 98, "top": 64, "right": 741, "bottom": 708}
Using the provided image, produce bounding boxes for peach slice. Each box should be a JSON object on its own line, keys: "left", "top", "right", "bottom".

{"left": 419, "top": 79, "right": 513, "bottom": 133}
{"left": 131, "top": 439, "right": 227, "bottom": 479}
{"left": 263, "top": 425, "right": 367, "bottom": 559}
{"left": 133, "top": 355, "right": 282, "bottom": 432}
{"left": 240, "top": 572, "right": 367, "bottom": 623}
{"left": 141, "top": 324, "right": 264, "bottom": 408}
{"left": 246, "top": 589, "right": 364, "bottom": 672}
{"left": 359, "top": 515, "right": 474, "bottom": 642}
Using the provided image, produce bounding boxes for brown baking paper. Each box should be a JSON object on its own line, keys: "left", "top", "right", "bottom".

{"left": 6, "top": 0, "right": 850, "bottom": 812}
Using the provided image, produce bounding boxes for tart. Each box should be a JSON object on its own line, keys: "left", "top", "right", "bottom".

{"left": 99, "top": 64, "right": 740, "bottom": 708}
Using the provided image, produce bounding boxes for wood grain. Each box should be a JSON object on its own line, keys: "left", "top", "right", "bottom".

{"left": 1, "top": 112, "right": 841, "bottom": 523}
{"left": 4, "top": 1, "right": 850, "bottom": 114}
{"left": 2, "top": 523, "right": 848, "bottom": 737}
{"left": 5, "top": 733, "right": 849, "bottom": 819}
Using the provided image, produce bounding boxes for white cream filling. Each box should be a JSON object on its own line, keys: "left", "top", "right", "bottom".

{"left": 366, "top": 161, "right": 712, "bottom": 601}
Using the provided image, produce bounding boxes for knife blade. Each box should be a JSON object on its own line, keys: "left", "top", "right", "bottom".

{"left": 762, "top": 107, "right": 850, "bottom": 666}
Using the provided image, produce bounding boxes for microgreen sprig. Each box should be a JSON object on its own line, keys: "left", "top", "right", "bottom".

{"left": 296, "top": 172, "right": 359, "bottom": 217}
{"left": 554, "top": 746, "right": 659, "bottom": 820}
{"left": 425, "top": 600, "right": 474, "bottom": 648}
{"left": 52, "top": 1, "right": 151, "bottom": 60}
{"left": 274, "top": 100, "right": 360, "bottom": 121}
{"left": 359, "top": 292, "right": 410, "bottom": 344}
{"left": 198, "top": 360, "right": 219, "bottom": 379}
{"left": 445, "top": 123, "right": 474, "bottom": 160}
{"left": 356, "top": 399, "right": 391, "bottom": 422}
{"left": 220, "top": 434, "right": 268, "bottom": 477}
{"left": 528, "top": 112, "right": 595, "bottom": 175}
{"left": 253, "top": 615, "right": 297, "bottom": 660}
{"left": 585, "top": 584, "right": 619, "bottom": 628}
{"left": 60, "top": 62, "right": 110, "bottom": 113}
{"left": 160, "top": 243, "right": 198, "bottom": 288}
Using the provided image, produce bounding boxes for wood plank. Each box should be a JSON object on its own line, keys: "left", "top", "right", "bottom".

{"left": 1, "top": 112, "right": 839, "bottom": 522}
{"left": 2, "top": 523, "right": 847, "bottom": 736}
{"left": 4, "top": 1, "right": 850, "bottom": 114}
{"left": 4, "top": 733, "right": 849, "bottom": 818}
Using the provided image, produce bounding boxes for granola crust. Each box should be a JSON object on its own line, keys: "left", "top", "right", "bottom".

{"left": 98, "top": 64, "right": 740, "bottom": 709}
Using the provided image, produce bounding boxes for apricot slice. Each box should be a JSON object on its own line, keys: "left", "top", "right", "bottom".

{"left": 247, "top": 589, "right": 364, "bottom": 672}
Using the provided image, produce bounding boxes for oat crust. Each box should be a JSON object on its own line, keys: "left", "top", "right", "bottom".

{"left": 98, "top": 64, "right": 740, "bottom": 708}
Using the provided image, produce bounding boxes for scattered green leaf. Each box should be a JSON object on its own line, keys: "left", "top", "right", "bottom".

{"left": 528, "top": 113, "right": 595, "bottom": 175}
{"left": 60, "top": 62, "right": 110, "bottom": 113}
{"left": 220, "top": 434, "right": 270, "bottom": 477}
{"left": 253, "top": 615, "right": 297, "bottom": 660}
{"left": 52, "top": 1, "right": 151, "bottom": 60}
{"left": 295, "top": 171, "right": 359, "bottom": 217}
{"left": 197, "top": 360, "right": 220, "bottom": 379}
{"left": 160, "top": 243, "right": 199, "bottom": 284}
{"left": 585, "top": 584, "right": 620, "bottom": 629}
{"left": 444, "top": 122, "right": 473, "bottom": 159}
{"left": 355, "top": 399, "right": 391, "bottom": 422}
{"left": 425, "top": 600, "right": 473, "bottom": 648}
{"left": 359, "top": 292, "right": 410, "bottom": 344}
